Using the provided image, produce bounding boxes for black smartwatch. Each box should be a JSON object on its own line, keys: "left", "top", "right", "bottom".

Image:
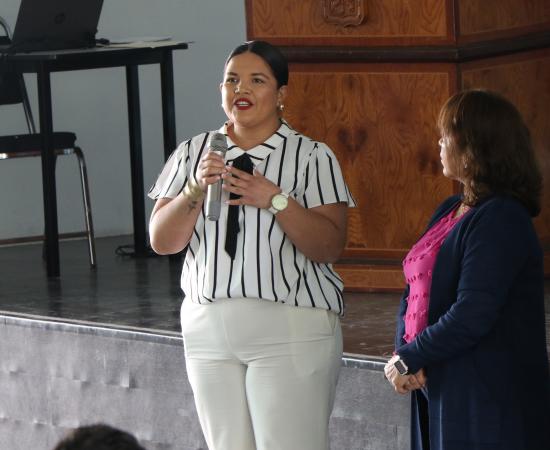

{"left": 393, "top": 356, "right": 409, "bottom": 375}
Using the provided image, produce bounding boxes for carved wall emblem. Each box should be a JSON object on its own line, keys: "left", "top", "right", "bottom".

{"left": 323, "top": 0, "right": 367, "bottom": 27}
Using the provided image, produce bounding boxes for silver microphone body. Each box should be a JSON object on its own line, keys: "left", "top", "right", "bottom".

{"left": 206, "top": 132, "right": 228, "bottom": 221}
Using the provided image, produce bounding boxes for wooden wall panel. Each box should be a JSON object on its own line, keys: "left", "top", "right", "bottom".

{"left": 246, "top": 0, "right": 451, "bottom": 46}
{"left": 246, "top": 0, "right": 550, "bottom": 289}
{"left": 459, "top": 0, "right": 550, "bottom": 40}
{"left": 332, "top": 263, "right": 409, "bottom": 292}
{"left": 284, "top": 65, "right": 455, "bottom": 260}
{"left": 460, "top": 49, "right": 550, "bottom": 258}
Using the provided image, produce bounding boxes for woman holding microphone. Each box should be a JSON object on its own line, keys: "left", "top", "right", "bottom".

{"left": 148, "top": 40, "right": 355, "bottom": 450}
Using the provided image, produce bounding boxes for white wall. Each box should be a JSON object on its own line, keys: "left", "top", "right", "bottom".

{"left": 0, "top": 0, "right": 246, "bottom": 239}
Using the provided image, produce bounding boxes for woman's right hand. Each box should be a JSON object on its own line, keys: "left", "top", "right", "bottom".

{"left": 149, "top": 150, "right": 226, "bottom": 255}
{"left": 405, "top": 368, "right": 427, "bottom": 392}
{"left": 196, "top": 151, "right": 228, "bottom": 192}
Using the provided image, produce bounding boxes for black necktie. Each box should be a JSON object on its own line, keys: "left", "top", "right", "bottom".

{"left": 225, "top": 153, "right": 254, "bottom": 259}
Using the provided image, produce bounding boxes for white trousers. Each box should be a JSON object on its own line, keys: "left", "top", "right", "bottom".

{"left": 180, "top": 297, "right": 343, "bottom": 450}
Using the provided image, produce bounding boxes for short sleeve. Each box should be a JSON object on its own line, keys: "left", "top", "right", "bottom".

{"left": 148, "top": 140, "right": 191, "bottom": 200}
{"left": 302, "top": 142, "right": 356, "bottom": 209}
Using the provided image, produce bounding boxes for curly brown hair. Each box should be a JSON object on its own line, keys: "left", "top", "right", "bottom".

{"left": 437, "top": 89, "right": 542, "bottom": 216}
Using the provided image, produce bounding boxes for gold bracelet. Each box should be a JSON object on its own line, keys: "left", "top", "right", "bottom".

{"left": 183, "top": 179, "right": 204, "bottom": 201}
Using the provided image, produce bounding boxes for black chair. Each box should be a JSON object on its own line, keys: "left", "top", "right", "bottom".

{"left": 0, "top": 16, "right": 96, "bottom": 266}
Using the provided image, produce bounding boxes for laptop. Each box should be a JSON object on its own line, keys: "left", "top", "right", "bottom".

{"left": 0, "top": 0, "right": 104, "bottom": 54}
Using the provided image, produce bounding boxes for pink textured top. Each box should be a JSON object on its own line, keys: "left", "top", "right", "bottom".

{"left": 402, "top": 207, "right": 464, "bottom": 343}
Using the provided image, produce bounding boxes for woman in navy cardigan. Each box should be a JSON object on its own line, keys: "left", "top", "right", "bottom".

{"left": 384, "top": 90, "right": 550, "bottom": 450}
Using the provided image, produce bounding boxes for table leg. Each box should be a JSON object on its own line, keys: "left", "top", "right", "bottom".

{"left": 125, "top": 65, "right": 147, "bottom": 256}
{"left": 160, "top": 50, "right": 184, "bottom": 264}
{"left": 160, "top": 50, "right": 177, "bottom": 160}
{"left": 37, "top": 64, "right": 60, "bottom": 277}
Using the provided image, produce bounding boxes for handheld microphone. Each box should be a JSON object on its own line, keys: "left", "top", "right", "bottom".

{"left": 206, "top": 132, "right": 228, "bottom": 221}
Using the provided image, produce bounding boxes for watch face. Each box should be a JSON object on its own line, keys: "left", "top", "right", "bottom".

{"left": 272, "top": 194, "right": 288, "bottom": 211}
{"left": 394, "top": 359, "right": 408, "bottom": 375}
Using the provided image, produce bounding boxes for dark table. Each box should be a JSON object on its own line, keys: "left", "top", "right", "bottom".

{"left": 1, "top": 41, "right": 188, "bottom": 277}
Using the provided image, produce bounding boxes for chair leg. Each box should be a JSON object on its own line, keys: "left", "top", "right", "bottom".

{"left": 42, "top": 153, "right": 59, "bottom": 263}
{"left": 73, "top": 147, "right": 96, "bottom": 267}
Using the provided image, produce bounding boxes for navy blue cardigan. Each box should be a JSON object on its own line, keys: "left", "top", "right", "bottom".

{"left": 395, "top": 194, "right": 550, "bottom": 450}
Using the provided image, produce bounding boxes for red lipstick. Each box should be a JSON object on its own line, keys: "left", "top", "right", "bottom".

{"left": 234, "top": 97, "right": 253, "bottom": 110}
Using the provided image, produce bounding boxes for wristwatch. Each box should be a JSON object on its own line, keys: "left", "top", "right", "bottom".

{"left": 393, "top": 356, "right": 409, "bottom": 376}
{"left": 269, "top": 191, "right": 289, "bottom": 215}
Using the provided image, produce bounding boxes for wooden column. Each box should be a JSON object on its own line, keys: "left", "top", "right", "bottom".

{"left": 245, "top": 0, "right": 550, "bottom": 291}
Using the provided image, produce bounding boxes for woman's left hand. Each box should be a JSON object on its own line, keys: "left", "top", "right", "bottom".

{"left": 222, "top": 165, "right": 279, "bottom": 209}
{"left": 223, "top": 163, "right": 348, "bottom": 264}
{"left": 384, "top": 360, "right": 410, "bottom": 394}
{"left": 384, "top": 359, "right": 427, "bottom": 394}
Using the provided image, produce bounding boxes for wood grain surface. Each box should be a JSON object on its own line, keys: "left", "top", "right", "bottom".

{"left": 459, "top": 0, "right": 550, "bottom": 38}
{"left": 246, "top": 0, "right": 450, "bottom": 45}
{"left": 461, "top": 49, "right": 550, "bottom": 253}
{"left": 284, "top": 64, "right": 456, "bottom": 257}
{"left": 334, "top": 263, "right": 406, "bottom": 291}
{"left": 244, "top": 0, "right": 550, "bottom": 287}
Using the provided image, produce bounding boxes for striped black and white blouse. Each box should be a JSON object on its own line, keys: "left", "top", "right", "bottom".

{"left": 148, "top": 120, "right": 356, "bottom": 315}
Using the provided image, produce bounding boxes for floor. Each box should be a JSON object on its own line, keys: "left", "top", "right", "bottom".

{"left": 0, "top": 236, "right": 548, "bottom": 358}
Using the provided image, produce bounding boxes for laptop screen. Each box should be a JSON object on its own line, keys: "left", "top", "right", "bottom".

{"left": 10, "top": 0, "right": 104, "bottom": 52}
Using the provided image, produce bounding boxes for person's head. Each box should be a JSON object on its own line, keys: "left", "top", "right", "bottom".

{"left": 53, "top": 424, "right": 146, "bottom": 450}
{"left": 437, "top": 89, "right": 542, "bottom": 216}
{"left": 220, "top": 40, "right": 288, "bottom": 132}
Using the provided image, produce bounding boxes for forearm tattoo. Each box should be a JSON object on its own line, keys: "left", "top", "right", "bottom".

{"left": 186, "top": 199, "right": 200, "bottom": 212}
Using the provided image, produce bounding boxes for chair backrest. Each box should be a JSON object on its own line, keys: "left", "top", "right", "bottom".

{"left": 0, "top": 43, "right": 25, "bottom": 106}
{"left": 0, "top": 16, "right": 36, "bottom": 133}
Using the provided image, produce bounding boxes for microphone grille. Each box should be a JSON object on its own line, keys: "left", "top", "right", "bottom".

{"left": 209, "top": 132, "right": 228, "bottom": 154}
